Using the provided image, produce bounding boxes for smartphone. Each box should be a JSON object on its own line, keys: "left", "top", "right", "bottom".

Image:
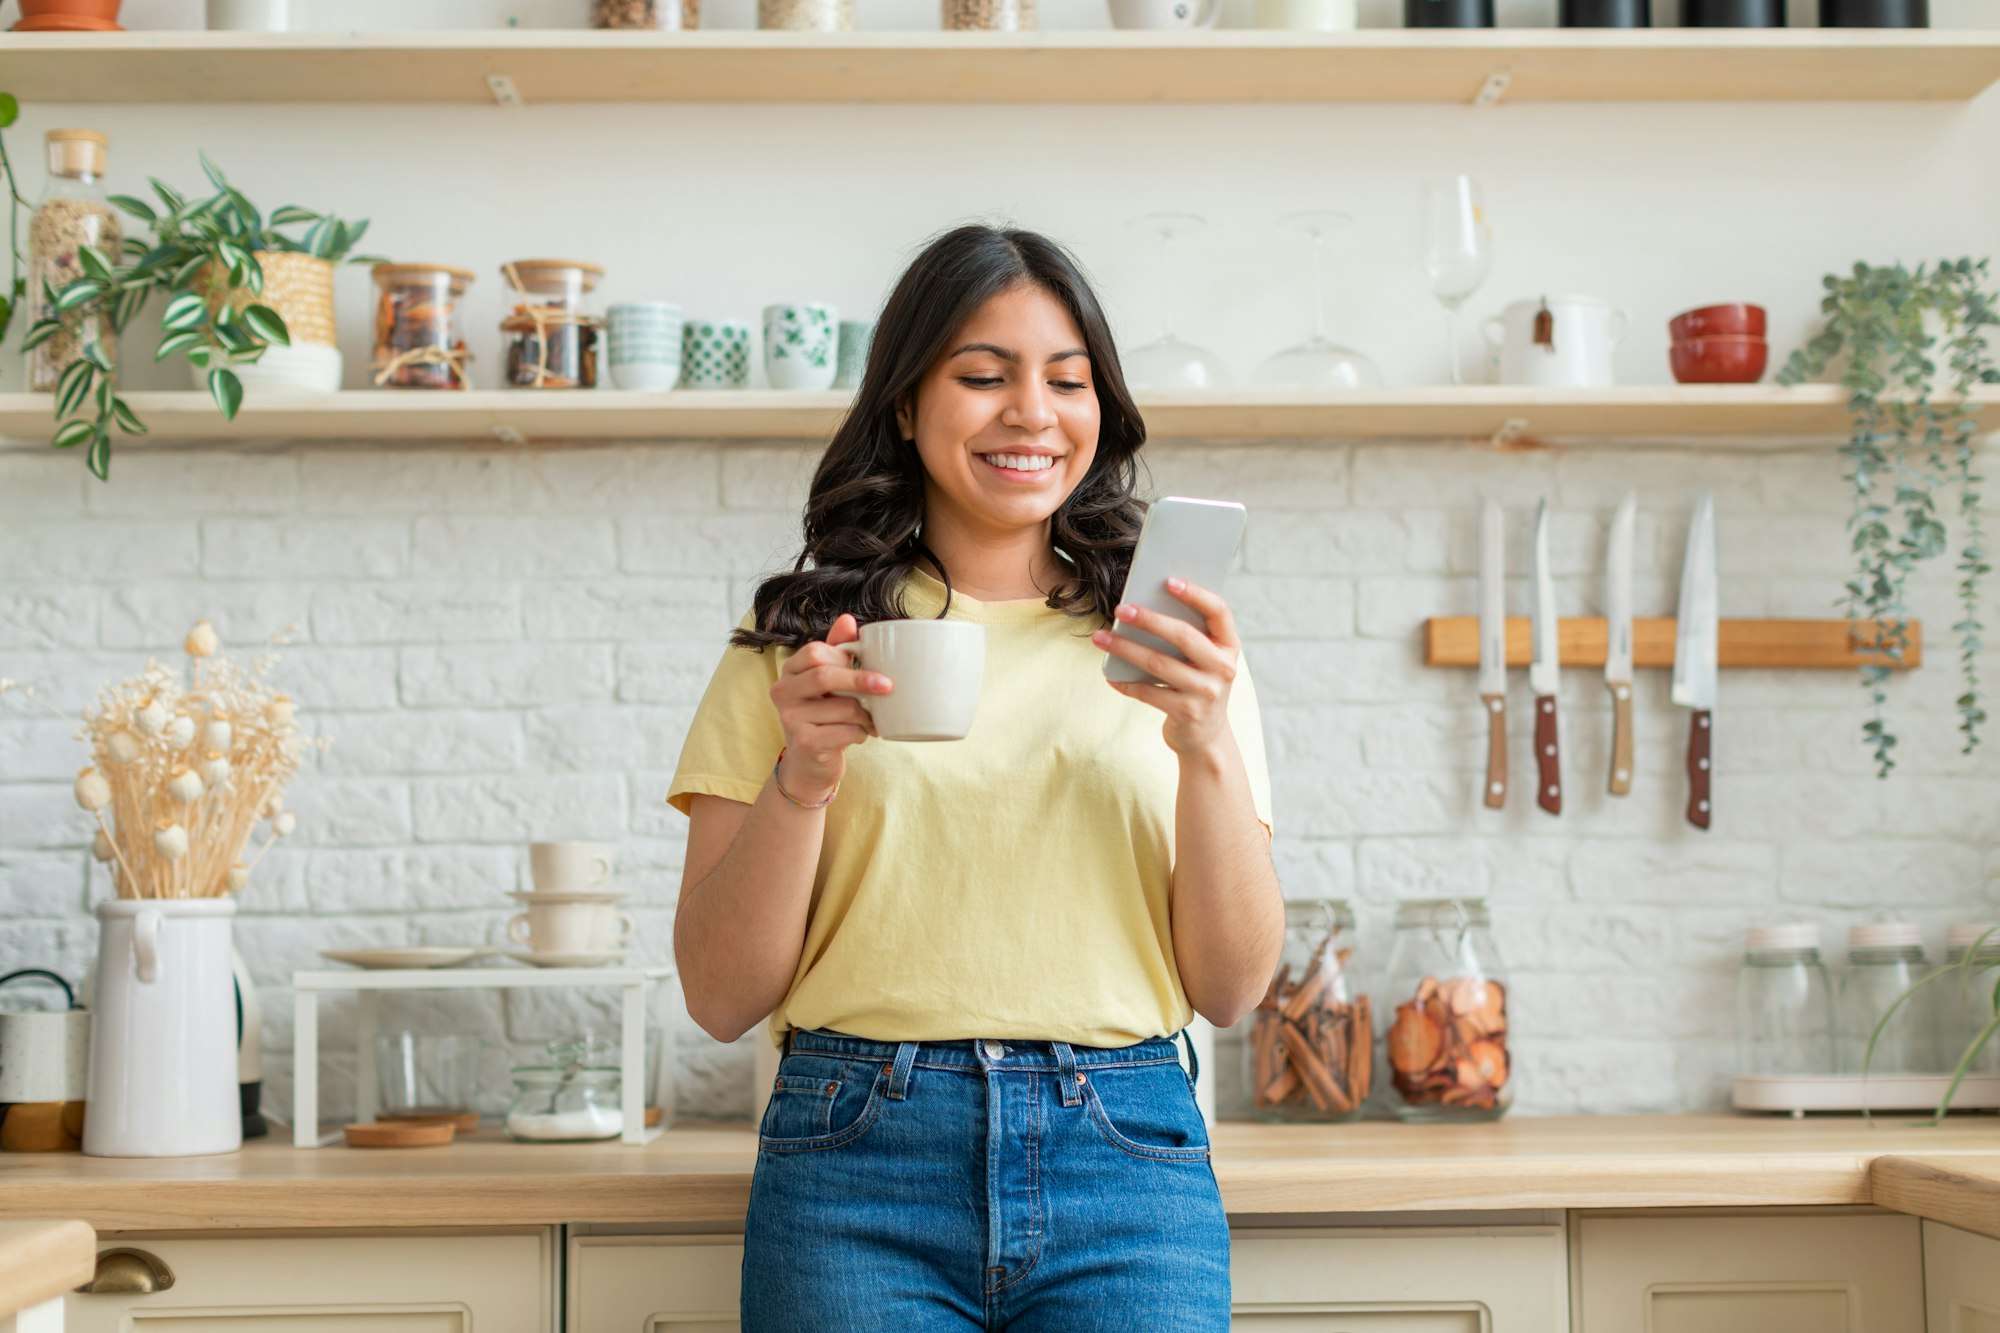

{"left": 1103, "top": 496, "right": 1248, "bottom": 686}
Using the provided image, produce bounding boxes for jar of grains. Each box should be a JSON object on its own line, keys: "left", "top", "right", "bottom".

{"left": 591, "top": 0, "right": 697, "bottom": 26}
{"left": 499, "top": 258, "right": 605, "bottom": 390}
{"left": 943, "top": 0, "right": 1037, "bottom": 28}
{"left": 759, "top": 0, "right": 853, "bottom": 29}
{"left": 26, "top": 130, "right": 121, "bottom": 394}
{"left": 1246, "top": 899, "right": 1371, "bottom": 1123}
{"left": 370, "top": 264, "right": 476, "bottom": 390}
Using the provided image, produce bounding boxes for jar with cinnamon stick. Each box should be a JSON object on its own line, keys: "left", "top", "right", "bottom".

{"left": 1381, "top": 898, "right": 1513, "bottom": 1122}
{"left": 370, "top": 264, "right": 475, "bottom": 390}
{"left": 1248, "top": 899, "right": 1371, "bottom": 1123}
{"left": 499, "top": 258, "right": 605, "bottom": 390}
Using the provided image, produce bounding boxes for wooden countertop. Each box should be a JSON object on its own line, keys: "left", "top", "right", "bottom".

{"left": 0, "top": 1219, "right": 95, "bottom": 1315}
{"left": 1871, "top": 1154, "right": 2000, "bottom": 1241}
{"left": 2, "top": 1115, "right": 1996, "bottom": 1232}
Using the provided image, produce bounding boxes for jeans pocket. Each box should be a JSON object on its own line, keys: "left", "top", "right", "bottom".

{"left": 1080, "top": 1060, "right": 1211, "bottom": 1163}
{"left": 757, "top": 1054, "right": 888, "bottom": 1154}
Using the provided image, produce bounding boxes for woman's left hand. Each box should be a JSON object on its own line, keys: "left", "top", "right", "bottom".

{"left": 1093, "top": 577, "right": 1240, "bottom": 758}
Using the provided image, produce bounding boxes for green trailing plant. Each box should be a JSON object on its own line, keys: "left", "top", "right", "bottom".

{"left": 1861, "top": 926, "right": 2000, "bottom": 1125}
{"left": 21, "top": 151, "right": 384, "bottom": 480}
{"left": 1778, "top": 260, "right": 2000, "bottom": 778}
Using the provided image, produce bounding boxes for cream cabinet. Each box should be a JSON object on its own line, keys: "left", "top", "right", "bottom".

{"left": 65, "top": 1229, "right": 556, "bottom": 1333}
{"left": 568, "top": 1232, "right": 741, "bottom": 1332}
{"left": 1924, "top": 1220, "right": 2000, "bottom": 1333}
{"left": 1571, "top": 1212, "right": 1923, "bottom": 1333}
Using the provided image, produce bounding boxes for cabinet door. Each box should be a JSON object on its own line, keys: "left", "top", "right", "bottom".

{"left": 569, "top": 1234, "right": 741, "bottom": 1333}
{"left": 66, "top": 1231, "right": 555, "bottom": 1333}
{"left": 1924, "top": 1220, "right": 2000, "bottom": 1333}
{"left": 1229, "top": 1228, "right": 1569, "bottom": 1330}
{"left": 1573, "top": 1213, "right": 1922, "bottom": 1333}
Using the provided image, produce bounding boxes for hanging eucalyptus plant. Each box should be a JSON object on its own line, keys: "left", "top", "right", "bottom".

{"left": 1777, "top": 259, "right": 2000, "bottom": 778}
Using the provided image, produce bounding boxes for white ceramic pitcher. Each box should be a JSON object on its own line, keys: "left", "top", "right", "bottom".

{"left": 1484, "top": 294, "right": 1627, "bottom": 388}
{"left": 84, "top": 898, "right": 243, "bottom": 1157}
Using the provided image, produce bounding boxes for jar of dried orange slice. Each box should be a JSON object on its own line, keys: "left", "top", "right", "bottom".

{"left": 1247, "top": 899, "right": 1371, "bottom": 1122}
{"left": 1380, "top": 898, "right": 1513, "bottom": 1122}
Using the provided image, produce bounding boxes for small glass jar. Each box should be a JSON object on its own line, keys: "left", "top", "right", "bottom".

{"left": 505, "top": 1049, "right": 622, "bottom": 1142}
{"left": 1247, "top": 899, "right": 1368, "bottom": 1123}
{"left": 1736, "top": 923, "right": 1835, "bottom": 1077}
{"left": 370, "top": 263, "right": 475, "bottom": 390}
{"left": 1836, "top": 921, "right": 1937, "bottom": 1074}
{"left": 1939, "top": 922, "right": 2000, "bottom": 1076}
{"left": 26, "top": 129, "right": 121, "bottom": 393}
{"left": 500, "top": 258, "right": 605, "bottom": 390}
{"left": 943, "top": 0, "right": 1037, "bottom": 29}
{"left": 759, "top": 0, "right": 853, "bottom": 29}
{"left": 1380, "top": 898, "right": 1512, "bottom": 1122}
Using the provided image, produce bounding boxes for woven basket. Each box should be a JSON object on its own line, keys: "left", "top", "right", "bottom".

{"left": 198, "top": 250, "right": 337, "bottom": 347}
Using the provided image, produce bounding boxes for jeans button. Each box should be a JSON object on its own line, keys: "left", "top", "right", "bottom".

{"left": 982, "top": 1040, "right": 1006, "bottom": 1060}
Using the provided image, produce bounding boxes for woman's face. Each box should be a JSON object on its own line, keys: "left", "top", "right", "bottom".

{"left": 897, "top": 282, "right": 1101, "bottom": 541}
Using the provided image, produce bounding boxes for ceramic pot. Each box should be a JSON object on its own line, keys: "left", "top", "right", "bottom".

{"left": 12, "top": 0, "right": 122, "bottom": 31}
{"left": 1820, "top": 0, "right": 1926, "bottom": 24}
{"left": 1484, "top": 295, "right": 1627, "bottom": 389}
{"left": 1682, "top": 0, "right": 1782, "bottom": 24}
{"left": 206, "top": 0, "right": 287, "bottom": 29}
{"left": 1404, "top": 0, "right": 1493, "bottom": 26}
{"left": 1560, "top": 0, "right": 1649, "bottom": 23}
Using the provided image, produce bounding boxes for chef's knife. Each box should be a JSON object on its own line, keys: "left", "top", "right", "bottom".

{"left": 1605, "top": 491, "right": 1636, "bottom": 797}
{"left": 1529, "top": 499, "right": 1562, "bottom": 816}
{"left": 1670, "top": 493, "right": 1718, "bottom": 831}
{"left": 1478, "top": 499, "right": 1507, "bottom": 810}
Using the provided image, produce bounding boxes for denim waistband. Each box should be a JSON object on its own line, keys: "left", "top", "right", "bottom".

{"left": 786, "top": 1026, "right": 1191, "bottom": 1074}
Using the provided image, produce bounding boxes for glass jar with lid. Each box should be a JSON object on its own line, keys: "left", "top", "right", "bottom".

{"left": 759, "top": 0, "right": 854, "bottom": 28}
{"left": 1835, "top": 921, "right": 1937, "bottom": 1074}
{"left": 1736, "top": 923, "right": 1835, "bottom": 1077}
{"left": 26, "top": 129, "right": 121, "bottom": 393}
{"left": 943, "top": 0, "right": 1037, "bottom": 29}
{"left": 1246, "top": 899, "right": 1369, "bottom": 1123}
{"left": 505, "top": 1039, "right": 622, "bottom": 1142}
{"left": 370, "top": 263, "right": 475, "bottom": 390}
{"left": 500, "top": 258, "right": 605, "bottom": 390}
{"left": 1938, "top": 922, "right": 2000, "bottom": 1076}
{"left": 1380, "top": 898, "right": 1512, "bottom": 1122}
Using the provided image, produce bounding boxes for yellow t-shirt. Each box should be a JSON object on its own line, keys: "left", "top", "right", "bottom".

{"left": 665, "top": 565, "right": 1275, "bottom": 1049}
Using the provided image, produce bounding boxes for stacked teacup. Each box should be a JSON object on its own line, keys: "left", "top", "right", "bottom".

{"left": 506, "top": 841, "right": 633, "bottom": 967}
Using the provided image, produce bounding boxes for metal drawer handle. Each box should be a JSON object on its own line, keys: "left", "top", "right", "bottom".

{"left": 77, "top": 1247, "right": 176, "bottom": 1295}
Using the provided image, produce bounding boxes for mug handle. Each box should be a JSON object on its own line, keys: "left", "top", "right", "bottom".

{"left": 827, "top": 641, "right": 874, "bottom": 712}
{"left": 132, "top": 907, "right": 161, "bottom": 985}
{"left": 1609, "top": 309, "right": 1629, "bottom": 343}
{"left": 591, "top": 855, "right": 612, "bottom": 885}
{"left": 612, "top": 913, "right": 635, "bottom": 945}
{"left": 507, "top": 913, "right": 532, "bottom": 945}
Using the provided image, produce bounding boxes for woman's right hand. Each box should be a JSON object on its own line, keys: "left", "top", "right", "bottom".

{"left": 769, "top": 612, "right": 892, "bottom": 801}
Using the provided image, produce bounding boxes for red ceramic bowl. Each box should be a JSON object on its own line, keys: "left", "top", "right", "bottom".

{"left": 1669, "top": 303, "right": 1766, "bottom": 341}
{"left": 1670, "top": 334, "right": 1768, "bottom": 384}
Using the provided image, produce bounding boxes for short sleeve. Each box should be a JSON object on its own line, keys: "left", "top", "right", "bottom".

{"left": 1228, "top": 648, "right": 1276, "bottom": 841}
{"left": 665, "top": 611, "right": 789, "bottom": 816}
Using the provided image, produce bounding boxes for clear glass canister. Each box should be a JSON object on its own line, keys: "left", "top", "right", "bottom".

{"left": 1381, "top": 898, "right": 1512, "bottom": 1121}
{"left": 1836, "top": 921, "right": 1937, "bottom": 1074}
{"left": 943, "top": 0, "right": 1037, "bottom": 29}
{"left": 1736, "top": 923, "right": 1835, "bottom": 1077}
{"left": 500, "top": 258, "right": 604, "bottom": 390}
{"left": 370, "top": 263, "right": 475, "bottom": 390}
{"left": 759, "top": 0, "right": 854, "bottom": 28}
{"left": 1939, "top": 922, "right": 2000, "bottom": 1076}
{"left": 505, "top": 1057, "right": 622, "bottom": 1142}
{"left": 26, "top": 129, "right": 121, "bottom": 393}
{"left": 1247, "top": 899, "right": 1369, "bottom": 1122}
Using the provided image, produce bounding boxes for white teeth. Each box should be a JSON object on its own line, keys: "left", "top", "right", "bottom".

{"left": 981, "top": 453, "right": 1054, "bottom": 472}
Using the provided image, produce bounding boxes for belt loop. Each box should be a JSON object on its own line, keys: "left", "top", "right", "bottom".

{"left": 782, "top": 1026, "right": 794, "bottom": 1058}
{"left": 1179, "top": 1027, "right": 1200, "bottom": 1091}
{"left": 885, "top": 1041, "right": 919, "bottom": 1100}
{"left": 1052, "top": 1040, "right": 1082, "bottom": 1107}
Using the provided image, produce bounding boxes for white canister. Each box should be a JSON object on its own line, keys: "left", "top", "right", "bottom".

{"left": 1483, "top": 295, "right": 1627, "bottom": 389}
{"left": 1108, "top": 0, "right": 1221, "bottom": 28}
{"left": 83, "top": 898, "right": 243, "bottom": 1158}
{"left": 1255, "top": 0, "right": 1359, "bottom": 27}
{"left": 206, "top": 0, "right": 289, "bottom": 29}
{"left": 0, "top": 969, "right": 90, "bottom": 1104}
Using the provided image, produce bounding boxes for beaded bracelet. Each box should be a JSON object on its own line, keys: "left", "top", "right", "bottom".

{"left": 771, "top": 746, "right": 838, "bottom": 809}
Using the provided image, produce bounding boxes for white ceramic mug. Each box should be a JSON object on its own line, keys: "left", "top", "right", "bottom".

{"left": 1255, "top": 0, "right": 1358, "bottom": 27}
{"left": 1484, "top": 295, "right": 1627, "bottom": 389}
{"left": 1109, "top": 0, "right": 1221, "bottom": 28}
{"left": 0, "top": 974, "right": 90, "bottom": 1105}
{"left": 831, "top": 619, "right": 986, "bottom": 742}
{"left": 207, "top": 0, "right": 288, "bottom": 29}
{"left": 530, "top": 841, "right": 616, "bottom": 894}
{"left": 508, "top": 896, "right": 634, "bottom": 955}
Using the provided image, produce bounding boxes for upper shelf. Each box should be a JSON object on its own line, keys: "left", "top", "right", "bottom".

{"left": 8, "top": 29, "right": 2000, "bottom": 105}
{"left": 4, "top": 385, "right": 1997, "bottom": 447}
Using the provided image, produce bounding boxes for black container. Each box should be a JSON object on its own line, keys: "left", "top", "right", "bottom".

{"left": 1821, "top": 0, "right": 1926, "bottom": 25}
{"left": 1405, "top": 0, "right": 1495, "bottom": 27}
{"left": 1682, "top": 0, "right": 1783, "bottom": 24}
{"left": 1561, "top": 0, "right": 1651, "bottom": 24}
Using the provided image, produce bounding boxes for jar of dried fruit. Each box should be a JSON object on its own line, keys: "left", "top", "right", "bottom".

{"left": 499, "top": 258, "right": 605, "bottom": 390}
{"left": 1246, "top": 898, "right": 1370, "bottom": 1123}
{"left": 758, "top": 0, "right": 853, "bottom": 29}
{"left": 25, "top": 129, "right": 121, "bottom": 394}
{"left": 1380, "top": 898, "right": 1512, "bottom": 1122}
{"left": 370, "top": 263, "right": 475, "bottom": 390}
{"left": 943, "top": 0, "right": 1037, "bottom": 29}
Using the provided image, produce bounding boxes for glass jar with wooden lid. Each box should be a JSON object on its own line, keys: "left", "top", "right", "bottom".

{"left": 26, "top": 129, "right": 120, "bottom": 393}
{"left": 500, "top": 258, "right": 606, "bottom": 390}
{"left": 1247, "top": 898, "right": 1370, "bottom": 1123}
{"left": 370, "top": 263, "right": 476, "bottom": 390}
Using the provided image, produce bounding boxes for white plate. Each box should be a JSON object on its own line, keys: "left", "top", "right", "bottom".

{"left": 319, "top": 947, "right": 492, "bottom": 969}
{"left": 503, "top": 949, "right": 627, "bottom": 969}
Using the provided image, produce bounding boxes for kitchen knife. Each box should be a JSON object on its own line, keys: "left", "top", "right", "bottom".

{"left": 1529, "top": 498, "right": 1562, "bottom": 816}
{"left": 1604, "top": 491, "right": 1636, "bottom": 797}
{"left": 1478, "top": 499, "right": 1507, "bottom": 810}
{"left": 1670, "top": 493, "right": 1719, "bottom": 831}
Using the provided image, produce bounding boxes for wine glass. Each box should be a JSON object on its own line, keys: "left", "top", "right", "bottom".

{"left": 1422, "top": 175, "right": 1493, "bottom": 386}
{"left": 1121, "top": 212, "right": 1231, "bottom": 391}
{"left": 1251, "top": 209, "right": 1383, "bottom": 391}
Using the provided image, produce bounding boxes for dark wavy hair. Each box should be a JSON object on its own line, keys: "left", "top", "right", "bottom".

{"left": 729, "top": 223, "right": 1149, "bottom": 653}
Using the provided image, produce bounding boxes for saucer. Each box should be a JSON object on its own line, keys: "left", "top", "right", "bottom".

{"left": 321, "top": 947, "right": 493, "bottom": 969}
{"left": 11, "top": 14, "right": 125, "bottom": 28}
{"left": 503, "top": 949, "right": 626, "bottom": 968}
{"left": 509, "top": 890, "right": 623, "bottom": 904}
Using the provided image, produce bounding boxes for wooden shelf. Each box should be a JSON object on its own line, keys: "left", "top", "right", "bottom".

{"left": 1425, "top": 615, "right": 1923, "bottom": 671}
{"left": 7, "top": 29, "right": 2000, "bottom": 105}
{"left": 4, "top": 386, "right": 1997, "bottom": 448}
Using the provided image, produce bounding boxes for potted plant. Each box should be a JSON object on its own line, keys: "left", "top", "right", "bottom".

{"left": 1776, "top": 259, "right": 2000, "bottom": 777}
{"left": 21, "top": 151, "right": 383, "bottom": 480}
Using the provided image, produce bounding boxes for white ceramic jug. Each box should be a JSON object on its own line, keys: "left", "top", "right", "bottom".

{"left": 1109, "top": 0, "right": 1222, "bottom": 28}
{"left": 84, "top": 898, "right": 243, "bottom": 1157}
{"left": 1484, "top": 294, "right": 1627, "bottom": 388}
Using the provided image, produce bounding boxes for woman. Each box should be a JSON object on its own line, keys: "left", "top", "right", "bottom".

{"left": 667, "top": 223, "right": 1281, "bottom": 1331}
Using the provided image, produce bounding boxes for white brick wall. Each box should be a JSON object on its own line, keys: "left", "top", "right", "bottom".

{"left": 2, "top": 439, "right": 1995, "bottom": 1124}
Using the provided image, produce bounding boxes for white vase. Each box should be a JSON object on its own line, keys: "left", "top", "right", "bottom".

{"left": 207, "top": 0, "right": 289, "bottom": 29}
{"left": 83, "top": 898, "right": 243, "bottom": 1157}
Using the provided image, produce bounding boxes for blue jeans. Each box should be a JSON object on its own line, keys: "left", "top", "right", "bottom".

{"left": 741, "top": 1026, "right": 1230, "bottom": 1331}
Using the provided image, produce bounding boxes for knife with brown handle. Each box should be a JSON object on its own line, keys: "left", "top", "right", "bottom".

{"left": 1529, "top": 499, "right": 1562, "bottom": 816}
{"left": 1671, "top": 494, "right": 1718, "bottom": 831}
{"left": 1605, "top": 491, "right": 1636, "bottom": 797}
